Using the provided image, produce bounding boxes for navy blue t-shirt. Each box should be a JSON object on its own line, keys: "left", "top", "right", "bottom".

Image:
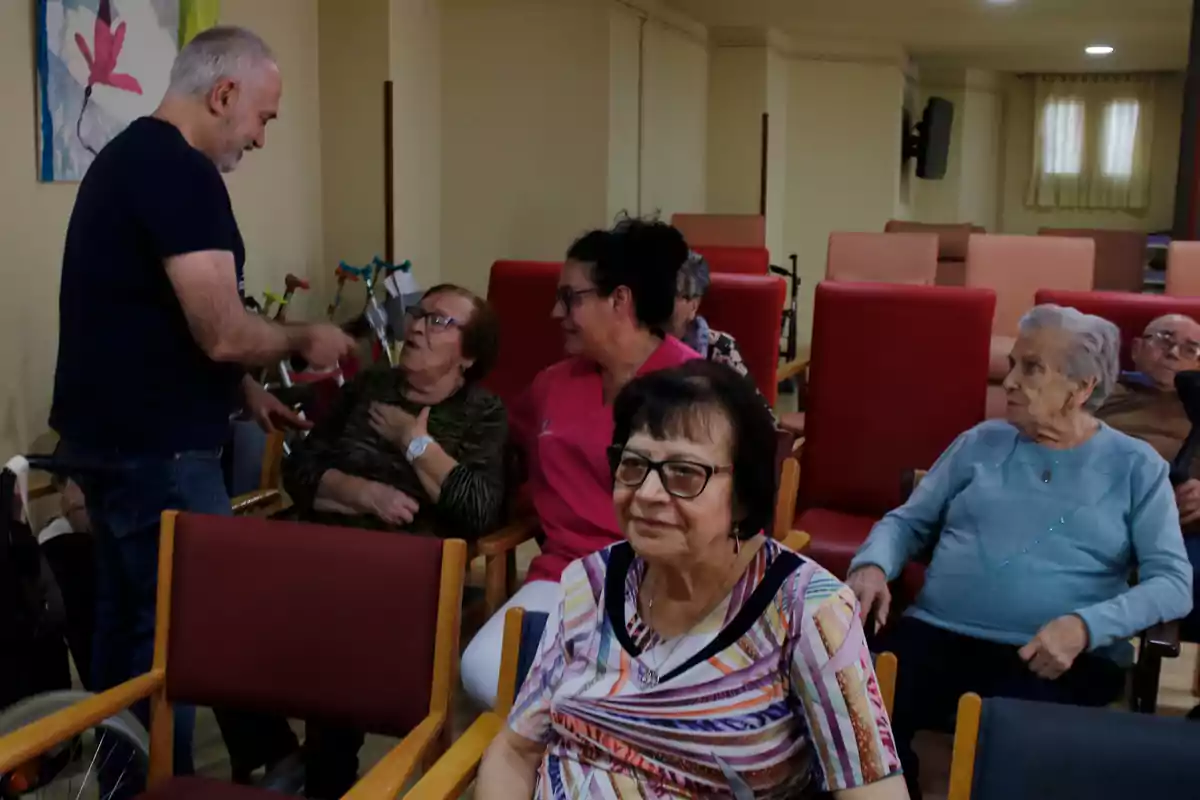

{"left": 51, "top": 117, "right": 246, "bottom": 454}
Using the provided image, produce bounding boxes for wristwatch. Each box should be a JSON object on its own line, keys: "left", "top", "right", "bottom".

{"left": 406, "top": 435, "right": 435, "bottom": 464}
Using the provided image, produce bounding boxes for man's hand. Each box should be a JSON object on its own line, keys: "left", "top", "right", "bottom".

{"left": 846, "top": 566, "right": 891, "bottom": 633}
{"left": 369, "top": 403, "right": 429, "bottom": 450}
{"left": 296, "top": 323, "right": 355, "bottom": 370}
{"left": 243, "top": 378, "right": 312, "bottom": 432}
{"left": 1018, "top": 614, "right": 1089, "bottom": 680}
{"left": 1177, "top": 479, "right": 1200, "bottom": 526}
{"left": 358, "top": 481, "right": 419, "bottom": 526}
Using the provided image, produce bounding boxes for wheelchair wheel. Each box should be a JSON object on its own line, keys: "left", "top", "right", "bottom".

{"left": 0, "top": 691, "right": 149, "bottom": 799}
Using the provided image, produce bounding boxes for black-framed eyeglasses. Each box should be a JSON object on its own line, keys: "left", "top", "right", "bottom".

{"left": 607, "top": 447, "right": 732, "bottom": 500}
{"left": 555, "top": 286, "right": 598, "bottom": 311}
{"left": 406, "top": 306, "right": 461, "bottom": 331}
{"left": 1144, "top": 330, "right": 1200, "bottom": 360}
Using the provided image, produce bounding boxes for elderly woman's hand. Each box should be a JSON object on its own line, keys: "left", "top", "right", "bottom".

{"left": 369, "top": 402, "right": 429, "bottom": 450}
{"left": 846, "top": 566, "right": 891, "bottom": 633}
{"left": 357, "top": 480, "right": 420, "bottom": 526}
{"left": 1018, "top": 614, "right": 1090, "bottom": 679}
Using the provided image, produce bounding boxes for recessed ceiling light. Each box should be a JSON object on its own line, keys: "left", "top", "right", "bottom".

{"left": 1086, "top": 45, "right": 1115, "bottom": 56}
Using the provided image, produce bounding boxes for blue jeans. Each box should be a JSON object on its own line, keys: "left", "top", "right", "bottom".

{"left": 64, "top": 443, "right": 231, "bottom": 787}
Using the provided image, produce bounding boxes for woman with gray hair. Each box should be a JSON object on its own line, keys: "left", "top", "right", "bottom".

{"left": 844, "top": 304, "right": 1193, "bottom": 799}
{"left": 670, "top": 252, "right": 749, "bottom": 376}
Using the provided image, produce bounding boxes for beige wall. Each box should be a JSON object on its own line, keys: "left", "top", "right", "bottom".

{"left": 641, "top": 19, "right": 708, "bottom": 220}
{"left": 390, "top": 0, "right": 442, "bottom": 285}
{"left": 440, "top": 0, "right": 708, "bottom": 293}
{"left": 784, "top": 57, "right": 908, "bottom": 343}
{"left": 998, "top": 72, "right": 1183, "bottom": 233}
{"left": 439, "top": 0, "right": 611, "bottom": 293}
{"left": 317, "top": 0, "right": 387, "bottom": 313}
{"left": 0, "top": 0, "right": 324, "bottom": 455}
{"left": 957, "top": 82, "right": 1001, "bottom": 231}
{"left": 608, "top": 3, "right": 642, "bottom": 220}
{"left": 765, "top": 47, "right": 790, "bottom": 260}
{"left": 705, "top": 48, "right": 767, "bottom": 217}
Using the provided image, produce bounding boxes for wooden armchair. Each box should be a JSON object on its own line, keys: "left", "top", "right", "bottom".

{"left": 0, "top": 512, "right": 467, "bottom": 799}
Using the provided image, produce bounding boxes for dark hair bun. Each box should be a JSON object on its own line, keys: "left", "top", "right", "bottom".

{"left": 567, "top": 217, "right": 688, "bottom": 331}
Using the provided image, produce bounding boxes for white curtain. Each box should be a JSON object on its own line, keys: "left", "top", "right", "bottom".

{"left": 1025, "top": 74, "right": 1156, "bottom": 211}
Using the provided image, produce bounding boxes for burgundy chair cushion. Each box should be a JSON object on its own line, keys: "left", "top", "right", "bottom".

{"left": 800, "top": 282, "right": 995, "bottom": 516}
{"left": 1035, "top": 290, "right": 1200, "bottom": 372}
{"left": 482, "top": 260, "right": 564, "bottom": 406}
{"left": 691, "top": 245, "right": 770, "bottom": 275}
{"left": 136, "top": 777, "right": 288, "bottom": 799}
{"left": 701, "top": 274, "right": 787, "bottom": 405}
{"left": 166, "top": 514, "right": 443, "bottom": 737}
{"left": 796, "top": 508, "right": 878, "bottom": 578}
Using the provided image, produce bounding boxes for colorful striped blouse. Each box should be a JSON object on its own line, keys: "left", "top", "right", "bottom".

{"left": 508, "top": 539, "right": 901, "bottom": 798}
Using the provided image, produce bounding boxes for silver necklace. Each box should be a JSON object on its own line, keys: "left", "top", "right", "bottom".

{"left": 635, "top": 549, "right": 742, "bottom": 688}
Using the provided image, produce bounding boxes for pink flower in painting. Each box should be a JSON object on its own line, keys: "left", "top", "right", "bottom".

{"left": 74, "top": 0, "right": 143, "bottom": 95}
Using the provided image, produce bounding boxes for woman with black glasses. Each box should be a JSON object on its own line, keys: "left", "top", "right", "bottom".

{"left": 478, "top": 360, "right": 906, "bottom": 800}
{"left": 461, "top": 218, "right": 700, "bottom": 709}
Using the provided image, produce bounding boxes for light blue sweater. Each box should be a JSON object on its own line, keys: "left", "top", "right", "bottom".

{"left": 850, "top": 420, "right": 1193, "bottom": 659}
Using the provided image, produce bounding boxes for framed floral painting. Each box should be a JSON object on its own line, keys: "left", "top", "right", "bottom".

{"left": 35, "top": 0, "right": 219, "bottom": 182}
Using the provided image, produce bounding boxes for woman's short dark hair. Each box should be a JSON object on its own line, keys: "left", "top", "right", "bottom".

{"left": 566, "top": 217, "right": 688, "bottom": 332}
{"left": 423, "top": 283, "right": 500, "bottom": 384}
{"left": 610, "top": 360, "right": 777, "bottom": 540}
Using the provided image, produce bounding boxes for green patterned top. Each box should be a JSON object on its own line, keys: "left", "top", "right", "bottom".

{"left": 283, "top": 365, "right": 508, "bottom": 539}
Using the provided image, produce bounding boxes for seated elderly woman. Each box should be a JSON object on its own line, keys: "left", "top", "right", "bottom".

{"left": 846, "top": 304, "right": 1193, "bottom": 800}
{"left": 461, "top": 218, "right": 699, "bottom": 709}
{"left": 670, "top": 251, "right": 748, "bottom": 375}
{"left": 221, "top": 283, "right": 506, "bottom": 798}
{"left": 283, "top": 282, "right": 506, "bottom": 538}
{"left": 478, "top": 361, "right": 906, "bottom": 800}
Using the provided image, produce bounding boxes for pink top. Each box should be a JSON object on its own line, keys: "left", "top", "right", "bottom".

{"left": 511, "top": 336, "right": 699, "bottom": 583}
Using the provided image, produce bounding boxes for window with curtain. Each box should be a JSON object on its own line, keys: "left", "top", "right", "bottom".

{"left": 1025, "top": 74, "right": 1156, "bottom": 211}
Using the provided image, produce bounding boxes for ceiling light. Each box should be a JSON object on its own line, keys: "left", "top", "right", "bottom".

{"left": 1086, "top": 45, "right": 1115, "bottom": 56}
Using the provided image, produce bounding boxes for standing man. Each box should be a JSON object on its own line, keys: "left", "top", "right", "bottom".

{"left": 51, "top": 26, "right": 353, "bottom": 775}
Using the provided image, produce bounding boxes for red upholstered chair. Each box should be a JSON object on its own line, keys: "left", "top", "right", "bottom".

{"left": 1167, "top": 241, "right": 1200, "bottom": 297}
{"left": 0, "top": 513, "right": 467, "bottom": 799}
{"left": 796, "top": 282, "right": 994, "bottom": 579}
{"left": 482, "top": 260, "right": 564, "bottom": 406}
{"left": 700, "top": 274, "right": 787, "bottom": 405}
{"left": 691, "top": 244, "right": 771, "bottom": 276}
{"left": 1039, "top": 228, "right": 1147, "bottom": 293}
{"left": 1035, "top": 290, "right": 1200, "bottom": 371}
{"left": 826, "top": 231, "right": 939, "bottom": 285}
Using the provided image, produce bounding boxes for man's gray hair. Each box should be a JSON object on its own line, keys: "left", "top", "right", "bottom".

{"left": 1018, "top": 304, "right": 1120, "bottom": 411}
{"left": 678, "top": 251, "right": 711, "bottom": 299}
{"left": 168, "top": 26, "right": 275, "bottom": 97}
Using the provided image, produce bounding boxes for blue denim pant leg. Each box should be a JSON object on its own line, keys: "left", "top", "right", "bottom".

{"left": 68, "top": 445, "right": 231, "bottom": 791}
{"left": 1181, "top": 534, "right": 1200, "bottom": 643}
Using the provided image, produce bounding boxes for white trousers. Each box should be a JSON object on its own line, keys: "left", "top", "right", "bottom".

{"left": 460, "top": 580, "right": 562, "bottom": 709}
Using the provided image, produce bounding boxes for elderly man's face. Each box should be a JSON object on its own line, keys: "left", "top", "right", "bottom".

{"left": 1003, "top": 327, "right": 1097, "bottom": 431}
{"left": 1131, "top": 315, "right": 1200, "bottom": 392}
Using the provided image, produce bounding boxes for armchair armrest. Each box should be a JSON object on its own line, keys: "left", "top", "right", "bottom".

{"left": 782, "top": 530, "right": 810, "bottom": 552}
{"left": 231, "top": 488, "right": 286, "bottom": 516}
{"left": 404, "top": 712, "right": 505, "bottom": 800}
{"left": 776, "top": 347, "right": 811, "bottom": 383}
{"left": 1140, "top": 619, "right": 1181, "bottom": 659}
{"left": 475, "top": 518, "right": 538, "bottom": 558}
{"left": 0, "top": 671, "right": 163, "bottom": 773}
{"left": 342, "top": 713, "right": 444, "bottom": 800}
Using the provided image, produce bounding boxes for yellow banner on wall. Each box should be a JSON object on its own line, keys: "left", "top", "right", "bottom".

{"left": 180, "top": 0, "right": 221, "bottom": 46}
